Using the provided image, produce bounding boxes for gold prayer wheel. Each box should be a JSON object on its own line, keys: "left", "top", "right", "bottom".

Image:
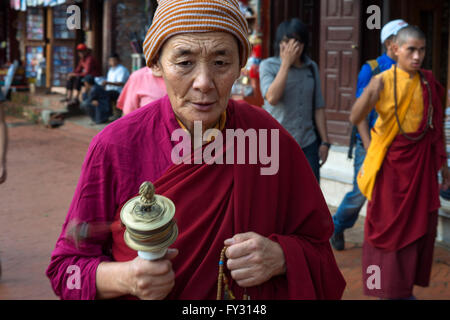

{"left": 120, "top": 181, "right": 178, "bottom": 260}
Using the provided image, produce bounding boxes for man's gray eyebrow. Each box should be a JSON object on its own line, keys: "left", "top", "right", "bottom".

{"left": 215, "top": 49, "right": 229, "bottom": 55}
{"left": 407, "top": 45, "right": 426, "bottom": 50}
{"left": 174, "top": 48, "right": 193, "bottom": 56}
{"left": 173, "top": 48, "right": 231, "bottom": 56}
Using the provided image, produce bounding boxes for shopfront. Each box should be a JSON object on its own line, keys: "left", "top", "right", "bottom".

{"left": 2, "top": 0, "right": 103, "bottom": 91}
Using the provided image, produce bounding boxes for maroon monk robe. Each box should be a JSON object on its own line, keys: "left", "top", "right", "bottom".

{"left": 363, "top": 70, "right": 446, "bottom": 298}
{"left": 46, "top": 95, "right": 345, "bottom": 300}
{"left": 111, "top": 98, "right": 346, "bottom": 300}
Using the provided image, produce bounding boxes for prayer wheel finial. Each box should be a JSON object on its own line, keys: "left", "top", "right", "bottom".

{"left": 120, "top": 181, "right": 178, "bottom": 260}
{"left": 139, "top": 181, "right": 155, "bottom": 206}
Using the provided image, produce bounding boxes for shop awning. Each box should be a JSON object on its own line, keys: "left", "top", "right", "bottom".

{"left": 10, "top": 0, "right": 81, "bottom": 11}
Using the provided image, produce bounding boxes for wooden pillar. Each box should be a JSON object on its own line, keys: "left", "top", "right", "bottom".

{"left": 45, "top": 8, "right": 52, "bottom": 89}
{"left": 260, "top": 0, "right": 271, "bottom": 59}
{"left": 102, "top": 0, "right": 115, "bottom": 74}
{"left": 87, "top": 0, "right": 103, "bottom": 74}
{"left": 7, "top": 9, "right": 21, "bottom": 64}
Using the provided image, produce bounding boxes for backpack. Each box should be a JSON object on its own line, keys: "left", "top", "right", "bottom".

{"left": 347, "top": 59, "right": 381, "bottom": 159}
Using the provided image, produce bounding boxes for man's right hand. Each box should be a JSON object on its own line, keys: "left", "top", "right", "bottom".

{"left": 350, "top": 76, "right": 384, "bottom": 126}
{"left": 279, "top": 39, "right": 303, "bottom": 69}
{"left": 125, "top": 248, "right": 178, "bottom": 300}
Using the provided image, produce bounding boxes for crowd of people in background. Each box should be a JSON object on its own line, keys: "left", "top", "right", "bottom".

{"left": 62, "top": 43, "right": 166, "bottom": 125}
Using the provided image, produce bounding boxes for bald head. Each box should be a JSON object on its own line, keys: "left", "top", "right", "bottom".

{"left": 393, "top": 25, "right": 426, "bottom": 76}
{"left": 395, "top": 25, "right": 426, "bottom": 46}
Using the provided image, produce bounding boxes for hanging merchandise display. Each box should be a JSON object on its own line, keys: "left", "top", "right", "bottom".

{"left": 247, "top": 31, "right": 262, "bottom": 81}
{"left": 232, "top": 0, "right": 261, "bottom": 99}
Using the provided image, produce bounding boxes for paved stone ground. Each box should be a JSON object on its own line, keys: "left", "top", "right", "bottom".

{"left": 0, "top": 115, "right": 449, "bottom": 300}
{"left": 0, "top": 116, "right": 102, "bottom": 299}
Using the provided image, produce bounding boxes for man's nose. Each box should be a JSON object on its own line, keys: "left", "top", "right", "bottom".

{"left": 192, "top": 64, "right": 214, "bottom": 92}
{"left": 412, "top": 50, "right": 421, "bottom": 60}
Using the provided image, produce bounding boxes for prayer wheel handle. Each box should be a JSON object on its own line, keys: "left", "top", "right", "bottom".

{"left": 138, "top": 249, "right": 167, "bottom": 261}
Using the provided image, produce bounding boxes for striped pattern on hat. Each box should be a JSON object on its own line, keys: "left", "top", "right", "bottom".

{"left": 143, "top": 0, "right": 251, "bottom": 68}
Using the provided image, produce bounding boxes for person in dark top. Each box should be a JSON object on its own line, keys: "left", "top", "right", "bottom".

{"left": 80, "top": 75, "right": 111, "bottom": 125}
{"left": 259, "top": 18, "right": 331, "bottom": 182}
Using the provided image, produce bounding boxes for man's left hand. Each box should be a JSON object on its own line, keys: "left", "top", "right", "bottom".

{"left": 441, "top": 166, "right": 450, "bottom": 190}
{"left": 92, "top": 100, "right": 99, "bottom": 107}
{"left": 224, "top": 232, "right": 286, "bottom": 287}
{"left": 319, "top": 144, "right": 329, "bottom": 167}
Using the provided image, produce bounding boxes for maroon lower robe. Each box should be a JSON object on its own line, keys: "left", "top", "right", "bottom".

{"left": 362, "top": 70, "right": 446, "bottom": 299}
{"left": 110, "top": 97, "right": 346, "bottom": 300}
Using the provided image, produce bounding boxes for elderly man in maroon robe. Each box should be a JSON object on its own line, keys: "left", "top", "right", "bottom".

{"left": 46, "top": 0, "right": 345, "bottom": 300}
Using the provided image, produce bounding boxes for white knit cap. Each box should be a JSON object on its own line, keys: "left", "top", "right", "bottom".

{"left": 380, "top": 19, "right": 408, "bottom": 44}
{"left": 143, "top": 0, "right": 251, "bottom": 68}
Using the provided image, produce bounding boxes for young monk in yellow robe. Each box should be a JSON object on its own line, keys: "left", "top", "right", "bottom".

{"left": 350, "top": 25, "right": 449, "bottom": 299}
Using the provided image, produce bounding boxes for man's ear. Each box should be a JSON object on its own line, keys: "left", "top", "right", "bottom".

{"left": 151, "top": 60, "right": 163, "bottom": 77}
{"left": 234, "top": 68, "right": 241, "bottom": 81}
{"left": 391, "top": 42, "right": 399, "bottom": 56}
{"left": 232, "top": 62, "right": 241, "bottom": 81}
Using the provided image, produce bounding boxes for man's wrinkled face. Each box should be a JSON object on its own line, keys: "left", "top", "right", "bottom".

{"left": 152, "top": 32, "right": 241, "bottom": 132}
{"left": 394, "top": 37, "right": 426, "bottom": 74}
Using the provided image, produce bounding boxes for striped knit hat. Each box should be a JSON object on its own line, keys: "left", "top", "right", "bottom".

{"left": 143, "top": 0, "right": 251, "bottom": 68}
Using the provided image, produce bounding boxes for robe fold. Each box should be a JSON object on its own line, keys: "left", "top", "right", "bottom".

{"left": 46, "top": 95, "right": 345, "bottom": 300}
{"left": 361, "top": 69, "right": 446, "bottom": 298}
